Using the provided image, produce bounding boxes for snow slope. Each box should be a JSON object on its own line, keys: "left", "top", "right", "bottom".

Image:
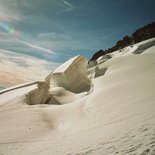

{"left": 0, "top": 38, "right": 155, "bottom": 155}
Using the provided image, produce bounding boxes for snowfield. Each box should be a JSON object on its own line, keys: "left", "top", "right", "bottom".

{"left": 0, "top": 38, "right": 155, "bottom": 155}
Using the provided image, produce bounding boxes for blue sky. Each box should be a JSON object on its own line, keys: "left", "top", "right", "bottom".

{"left": 0, "top": 0, "right": 155, "bottom": 63}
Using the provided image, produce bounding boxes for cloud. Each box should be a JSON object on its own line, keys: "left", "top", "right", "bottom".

{"left": 59, "top": 0, "right": 74, "bottom": 10}
{"left": 17, "top": 39, "right": 55, "bottom": 54}
{"left": 36, "top": 30, "right": 108, "bottom": 51}
{"left": 0, "top": 0, "right": 75, "bottom": 23}
{"left": 0, "top": 49, "right": 59, "bottom": 87}
{"left": 37, "top": 32, "right": 70, "bottom": 41}
{"left": 0, "top": 5, "right": 21, "bottom": 22}
{"left": 0, "top": 0, "right": 110, "bottom": 61}
{"left": 17, "top": 39, "right": 72, "bottom": 57}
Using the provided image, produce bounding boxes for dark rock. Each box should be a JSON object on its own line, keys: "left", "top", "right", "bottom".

{"left": 89, "top": 49, "right": 106, "bottom": 62}
{"left": 89, "top": 22, "right": 155, "bottom": 61}
{"left": 132, "top": 22, "right": 155, "bottom": 43}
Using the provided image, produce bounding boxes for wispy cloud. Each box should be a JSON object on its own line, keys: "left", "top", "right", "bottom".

{"left": 59, "top": 0, "right": 74, "bottom": 11}
{"left": 0, "top": 0, "right": 117, "bottom": 61}
{"left": 0, "top": 0, "right": 74, "bottom": 24}
{"left": 0, "top": 6, "right": 21, "bottom": 22}
{"left": 37, "top": 32, "right": 70, "bottom": 41}
{"left": 17, "top": 39, "right": 55, "bottom": 54}
{"left": 0, "top": 49, "right": 59, "bottom": 87}
{"left": 62, "top": 0, "right": 74, "bottom": 8}
{"left": 17, "top": 39, "right": 72, "bottom": 57}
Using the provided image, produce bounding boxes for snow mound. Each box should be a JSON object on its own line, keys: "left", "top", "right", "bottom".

{"left": 87, "top": 60, "right": 98, "bottom": 68}
{"left": 26, "top": 55, "right": 92, "bottom": 105}
{"left": 110, "top": 38, "right": 155, "bottom": 57}
{"left": 97, "top": 54, "right": 112, "bottom": 64}
{"left": 26, "top": 81, "right": 50, "bottom": 105}
{"left": 49, "top": 55, "right": 91, "bottom": 93}
{"left": 133, "top": 38, "right": 155, "bottom": 54}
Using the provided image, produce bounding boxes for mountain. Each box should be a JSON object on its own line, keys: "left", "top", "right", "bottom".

{"left": 0, "top": 37, "right": 155, "bottom": 155}
{"left": 89, "top": 22, "right": 155, "bottom": 62}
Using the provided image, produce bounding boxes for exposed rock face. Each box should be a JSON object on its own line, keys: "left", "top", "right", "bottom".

{"left": 89, "top": 49, "right": 106, "bottom": 62}
{"left": 115, "top": 35, "right": 132, "bottom": 49}
{"left": 89, "top": 22, "right": 155, "bottom": 61}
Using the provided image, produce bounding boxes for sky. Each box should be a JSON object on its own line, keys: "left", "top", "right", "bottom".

{"left": 0, "top": 0, "right": 155, "bottom": 63}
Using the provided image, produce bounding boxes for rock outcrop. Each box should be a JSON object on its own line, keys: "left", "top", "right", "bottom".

{"left": 89, "top": 49, "right": 106, "bottom": 62}
{"left": 132, "top": 22, "right": 155, "bottom": 43}
{"left": 89, "top": 22, "right": 155, "bottom": 61}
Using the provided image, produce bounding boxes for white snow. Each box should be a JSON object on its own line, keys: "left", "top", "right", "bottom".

{"left": 0, "top": 38, "right": 155, "bottom": 155}
{"left": 49, "top": 55, "right": 91, "bottom": 93}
